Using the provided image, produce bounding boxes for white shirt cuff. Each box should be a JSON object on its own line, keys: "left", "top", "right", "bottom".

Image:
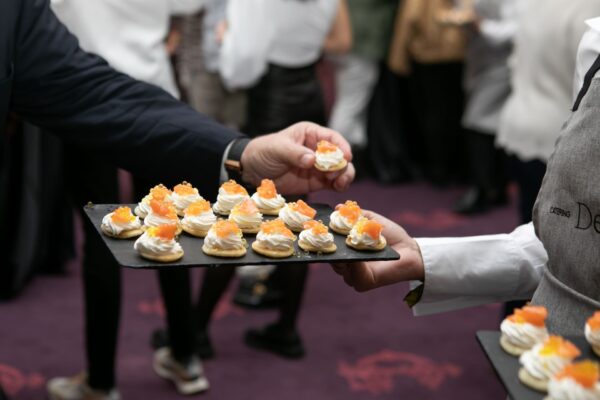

{"left": 219, "top": 140, "right": 236, "bottom": 182}
{"left": 411, "top": 222, "right": 547, "bottom": 316}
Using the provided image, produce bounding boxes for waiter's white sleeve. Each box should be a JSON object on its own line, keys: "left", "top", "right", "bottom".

{"left": 411, "top": 222, "right": 547, "bottom": 316}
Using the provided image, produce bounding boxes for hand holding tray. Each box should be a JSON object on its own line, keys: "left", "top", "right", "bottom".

{"left": 84, "top": 203, "right": 400, "bottom": 269}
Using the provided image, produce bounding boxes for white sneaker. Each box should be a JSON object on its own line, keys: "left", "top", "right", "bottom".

{"left": 47, "top": 372, "right": 120, "bottom": 400}
{"left": 153, "top": 347, "right": 210, "bottom": 395}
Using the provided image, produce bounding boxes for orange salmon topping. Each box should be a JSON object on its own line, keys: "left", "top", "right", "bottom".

{"left": 303, "top": 220, "right": 328, "bottom": 235}
{"left": 338, "top": 201, "right": 361, "bottom": 224}
{"left": 221, "top": 179, "right": 248, "bottom": 195}
{"left": 256, "top": 179, "right": 278, "bottom": 199}
{"left": 213, "top": 220, "right": 242, "bottom": 238}
{"left": 355, "top": 217, "right": 383, "bottom": 240}
{"left": 150, "top": 199, "right": 177, "bottom": 219}
{"left": 185, "top": 199, "right": 211, "bottom": 216}
{"left": 507, "top": 305, "right": 548, "bottom": 327}
{"left": 111, "top": 207, "right": 135, "bottom": 224}
{"left": 150, "top": 184, "right": 171, "bottom": 201}
{"left": 588, "top": 311, "right": 600, "bottom": 331}
{"left": 147, "top": 224, "right": 177, "bottom": 240}
{"left": 556, "top": 361, "right": 600, "bottom": 389}
{"left": 317, "top": 140, "right": 339, "bottom": 153}
{"left": 539, "top": 336, "right": 581, "bottom": 359}
{"left": 174, "top": 181, "right": 197, "bottom": 196}
{"left": 260, "top": 219, "right": 294, "bottom": 238}
{"left": 232, "top": 199, "right": 260, "bottom": 216}
{"left": 289, "top": 200, "right": 316, "bottom": 218}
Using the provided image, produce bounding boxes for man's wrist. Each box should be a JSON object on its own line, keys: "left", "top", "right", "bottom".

{"left": 224, "top": 137, "right": 251, "bottom": 182}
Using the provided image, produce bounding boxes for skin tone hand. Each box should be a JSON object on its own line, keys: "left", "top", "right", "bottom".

{"left": 240, "top": 122, "right": 355, "bottom": 195}
{"left": 331, "top": 210, "right": 425, "bottom": 292}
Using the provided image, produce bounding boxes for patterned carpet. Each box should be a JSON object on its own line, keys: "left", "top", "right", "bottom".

{"left": 0, "top": 180, "right": 519, "bottom": 399}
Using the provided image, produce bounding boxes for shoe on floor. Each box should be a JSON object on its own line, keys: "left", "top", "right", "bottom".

{"left": 150, "top": 328, "right": 215, "bottom": 360}
{"left": 453, "top": 187, "right": 507, "bottom": 215}
{"left": 153, "top": 347, "right": 209, "bottom": 395}
{"left": 244, "top": 324, "right": 305, "bottom": 359}
{"left": 47, "top": 372, "right": 120, "bottom": 400}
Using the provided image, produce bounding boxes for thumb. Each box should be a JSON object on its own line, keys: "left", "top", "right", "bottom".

{"left": 283, "top": 141, "right": 315, "bottom": 169}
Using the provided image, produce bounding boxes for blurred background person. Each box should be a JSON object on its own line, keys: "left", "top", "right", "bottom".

{"left": 327, "top": 0, "right": 396, "bottom": 175}
{"left": 388, "top": 0, "right": 468, "bottom": 186}
{"left": 497, "top": 0, "right": 600, "bottom": 227}
{"left": 46, "top": 1, "right": 208, "bottom": 399}
{"left": 187, "top": 0, "right": 350, "bottom": 360}
{"left": 176, "top": 1, "right": 247, "bottom": 130}
{"left": 443, "top": 0, "right": 517, "bottom": 214}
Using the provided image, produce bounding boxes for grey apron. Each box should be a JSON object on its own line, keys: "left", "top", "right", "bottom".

{"left": 531, "top": 55, "right": 600, "bottom": 336}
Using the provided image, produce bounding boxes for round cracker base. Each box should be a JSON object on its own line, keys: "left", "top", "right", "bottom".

{"left": 240, "top": 225, "right": 261, "bottom": 234}
{"left": 329, "top": 223, "right": 351, "bottom": 236}
{"left": 101, "top": 225, "right": 144, "bottom": 240}
{"left": 518, "top": 368, "right": 548, "bottom": 393}
{"left": 134, "top": 206, "right": 147, "bottom": 219}
{"left": 499, "top": 335, "right": 527, "bottom": 357}
{"left": 202, "top": 244, "right": 247, "bottom": 258}
{"left": 298, "top": 240, "right": 337, "bottom": 254}
{"left": 258, "top": 207, "right": 283, "bottom": 216}
{"left": 345, "top": 236, "right": 387, "bottom": 251}
{"left": 138, "top": 250, "right": 184, "bottom": 263}
{"left": 251, "top": 241, "right": 295, "bottom": 258}
{"left": 315, "top": 159, "right": 347, "bottom": 172}
{"left": 182, "top": 225, "right": 208, "bottom": 238}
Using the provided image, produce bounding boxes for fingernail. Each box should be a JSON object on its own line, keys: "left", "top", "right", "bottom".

{"left": 300, "top": 153, "right": 313, "bottom": 168}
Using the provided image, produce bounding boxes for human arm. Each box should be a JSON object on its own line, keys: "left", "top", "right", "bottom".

{"left": 476, "top": 0, "right": 519, "bottom": 47}
{"left": 218, "top": 0, "right": 274, "bottom": 90}
{"left": 323, "top": 0, "right": 352, "bottom": 55}
{"left": 387, "top": 0, "right": 418, "bottom": 76}
{"left": 168, "top": 0, "right": 206, "bottom": 15}
{"left": 12, "top": 0, "right": 241, "bottom": 187}
{"left": 332, "top": 214, "right": 547, "bottom": 315}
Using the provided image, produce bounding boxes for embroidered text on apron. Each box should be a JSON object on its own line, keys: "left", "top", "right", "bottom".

{"left": 531, "top": 54, "right": 600, "bottom": 335}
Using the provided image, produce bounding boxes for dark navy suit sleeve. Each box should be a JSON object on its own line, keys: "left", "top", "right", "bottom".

{"left": 11, "top": 0, "right": 243, "bottom": 185}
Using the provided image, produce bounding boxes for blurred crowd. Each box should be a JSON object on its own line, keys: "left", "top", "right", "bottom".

{"left": 3, "top": 0, "right": 600, "bottom": 399}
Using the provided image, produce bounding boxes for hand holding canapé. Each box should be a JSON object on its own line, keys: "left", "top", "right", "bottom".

{"left": 331, "top": 210, "right": 424, "bottom": 292}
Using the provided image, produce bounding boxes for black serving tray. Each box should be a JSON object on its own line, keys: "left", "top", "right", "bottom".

{"left": 476, "top": 330, "right": 599, "bottom": 400}
{"left": 83, "top": 203, "right": 400, "bottom": 269}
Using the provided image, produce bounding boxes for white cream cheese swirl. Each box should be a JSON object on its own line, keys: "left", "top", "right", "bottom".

{"left": 547, "top": 378, "right": 600, "bottom": 400}
{"left": 134, "top": 232, "right": 182, "bottom": 256}
{"left": 213, "top": 189, "right": 249, "bottom": 214}
{"left": 136, "top": 195, "right": 153, "bottom": 218}
{"left": 299, "top": 229, "right": 334, "bottom": 248}
{"left": 500, "top": 319, "right": 548, "bottom": 350}
{"left": 279, "top": 205, "right": 312, "bottom": 231}
{"left": 256, "top": 232, "right": 295, "bottom": 251}
{"left": 229, "top": 211, "right": 262, "bottom": 229}
{"left": 586, "top": 324, "right": 600, "bottom": 350}
{"left": 181, "top": 211, "right": 216, "bottom": 232}
{"left": 101, "top": 213, "right": 142, "bottom": 235}
{"left": 329, "top": 210, "right": 355, "bottom": 232}
{"left": 519, "top": 343, "right": 573, "bottom": 381}
{"left": 144, "top": 212, "right": 179, "bottom": 228}
{"left": 204, "top": 228, "right": 245, "bottom": 250}
{"left": 251, "top": 192, "right": 285, "bottom": 211}
{"left": 316, "top": 148, "right": 344, "bottom": 169}
{"left": 348, "top": 225, "right": 380, "bottom": 247}
{"left": 172, "top": 191, "right": 203, "bottom": 214}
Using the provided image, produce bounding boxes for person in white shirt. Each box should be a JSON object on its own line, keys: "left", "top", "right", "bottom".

{"left": 333, "top": 18, "right": 600, "bottom": 338}
{"left": 46, "top": 1, "right": 207, "bottom": 399}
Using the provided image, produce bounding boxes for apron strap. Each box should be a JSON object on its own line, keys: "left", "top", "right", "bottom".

{"left": 573, "top": 53, "right": 600, "bottom": 111}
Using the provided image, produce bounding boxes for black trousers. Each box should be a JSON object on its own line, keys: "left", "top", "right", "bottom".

{"left": 66, "top": 148, "right": 195, "bottom": 390}
{"left": 465, "top": 129, "right": 507, "bottom": 194}
{"left": 408, "top": 61, "right": 466, "bottom": 183}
